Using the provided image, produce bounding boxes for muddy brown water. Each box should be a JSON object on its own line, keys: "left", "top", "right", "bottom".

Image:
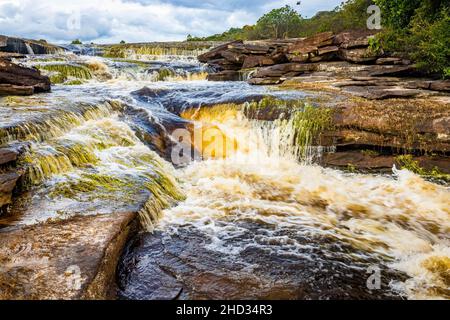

{"left": 1, "top": 52, "right": 449, "bottom": 300}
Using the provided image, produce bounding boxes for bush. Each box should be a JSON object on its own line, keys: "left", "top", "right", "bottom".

{"left": 375, "top": 0, "right": 450, "bottom": 77}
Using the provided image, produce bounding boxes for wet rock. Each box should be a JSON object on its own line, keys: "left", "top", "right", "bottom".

{"left": 0, "top": 59, "right": 51, "bottom": 95}
{"left": 208, "top": 58, "right": 242, "bottom": 71}
{"left": 0, "top": 172, "right": 21, "bottom": 211}
{"left": 118, "top": 226, "right": 406, "bottom": 300}
{"left": 0, "top": 212, "right": 137, "bottom": 299}
{"left": 0, "top": 148, "right": 19, "bottom": 165}
{"left": 0, "top": 52, "right": 26, "bottom": 61}
{"left": 322, "top": 152, "right": 395, "bottom": 170}
{"left": 0, "top": 84, "right": 34, "bottom": 96}
{"left": 207, "top": 70, "right": 240, "bottom": 81}
{"left": 325, "top": 99, "right": 450, "bottom": 154}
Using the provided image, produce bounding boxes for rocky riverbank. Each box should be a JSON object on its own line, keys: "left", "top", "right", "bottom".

{"left": 198, "top": 33, "right": 450, "bottom": 178}
{"left": 0, "top": 55, "right": 51, "bottom": 96}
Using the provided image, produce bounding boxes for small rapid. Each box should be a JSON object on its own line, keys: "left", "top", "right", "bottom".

{"left": 2, "top": 48, "right": 448, "bottom": 300}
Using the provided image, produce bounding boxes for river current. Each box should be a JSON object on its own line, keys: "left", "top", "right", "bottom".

{"left": 1, "top": 50, "right": 448, "bottom": 300}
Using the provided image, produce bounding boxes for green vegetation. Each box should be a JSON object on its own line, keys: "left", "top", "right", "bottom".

{"left": 156, "top": 67, "right": 176, "bottom": 81}
{"left": 396, "top": 155, "right": 450, "bottom": 182}
{"left": 71, "top": 39, "right": 82, "bottom": 45}
{"left": 187, "top": 1, "right": 373, "bottom": 41}
{"left": 188, "top": 0, "right": 449, "bottom": 77}
{"left": 374, "top": 0, "right": 449, "bottom": 77}
{"left": 36, "top": 64, "right": 93, "bottom": 84}
{"left": 290, "top": 104, "right": 334, "bottom": 155}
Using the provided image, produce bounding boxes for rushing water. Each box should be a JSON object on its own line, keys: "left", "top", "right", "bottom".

{"left": 1, "top": 50, "right": 449, "bottom": 300}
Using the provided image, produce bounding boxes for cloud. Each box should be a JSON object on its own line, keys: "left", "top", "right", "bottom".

{"left": 0, "top": 0, "right": 343, "bottom": 43}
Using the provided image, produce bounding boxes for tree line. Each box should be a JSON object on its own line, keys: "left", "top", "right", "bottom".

{"left": 187, "top": 0, "right": 449, "bottom": 77}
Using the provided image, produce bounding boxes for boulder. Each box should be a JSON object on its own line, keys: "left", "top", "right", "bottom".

{"left": 252, "top": 63, "right": 318, "bottom": 79}
{"left": 0, "top": 52, "right": 26, "bottom": 61}
{"left": 333, "top": 30, "right": 379, "bottom": 47}
{"left": 220, "top": 51, "right": 246, "bottom": 64}
{"left": 0, "top": 148, "right": 19, "bottom": 165}
{"left": 0, "top": 84, "right": 34, "bottom": 96}
{"left": 327, "top": 99, "right": 450, "bottom": 154}
{"left": 338, "top": 48, "right": 379, "bottom": 64}
{"left": 207, "top": 70, "right": 240, "bottom": 81}
{"left": 0, "top": 59, "right": 51, "bottom": 95}
{"left": 198, "top": 40, "right": 243, "bottom": 63}
{"left": 242, "top": 55, "right": 275, "bottom": 69}
{"left": 0, "top": 171, "right": 21, "bottom": 210}
{"left": 0, "top": 212, "right": 137, "bottom": 299}
{"left": 321, "top": 152, "right": 395, "bottom": 170}
{"left": 208, "top": 58, "right": 242, "bottom": 71}
{"left": 288, "top": 32, "right": 334, "bottom": 54}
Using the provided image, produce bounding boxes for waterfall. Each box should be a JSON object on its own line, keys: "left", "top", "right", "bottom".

{"left": 25, "top": 43, "right": 34, "bottom": 55}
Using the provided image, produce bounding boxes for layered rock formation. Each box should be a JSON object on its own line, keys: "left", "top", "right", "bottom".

{"left": 320, "top": 97, "right": 450, "bottom": 173}
{"left": 0, "top": 59, "right": 51, "bottom": 96}
{"left": 199, "top": 32, "right": 450, "bottom": 98}
{"left": 0, "top": 143, "right": 27, "bottom": 214}
{"left": 0, "top": 35, "right": 63, "bottom": 55}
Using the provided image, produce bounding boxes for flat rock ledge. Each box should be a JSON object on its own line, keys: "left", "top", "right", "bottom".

{"left": 0, "top": 59, "right": 51, "bottom": 96}
{"left": 199, "top": 31, "right": 449, "bottom": 99}
{"left": 0, "top": 212, "right": 137, "bottom": 300}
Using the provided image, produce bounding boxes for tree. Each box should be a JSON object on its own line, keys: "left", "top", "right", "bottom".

{"left": 120, "top": 40, "right": 126, "bottom": 44}
{"left": 71, "top": 39, "right": 82, "bottom": 45}
{"left": 374, "top": 0, "right": 450, "bottom": 77}
{"left": 254, "top": 5, "right": 303, "bottom": 39}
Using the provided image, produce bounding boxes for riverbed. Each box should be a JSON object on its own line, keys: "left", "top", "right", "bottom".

{"left": 1, "top": 50, "right": 449, "bottom": 300}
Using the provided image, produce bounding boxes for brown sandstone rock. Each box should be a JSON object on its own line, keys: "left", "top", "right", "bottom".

{"left": 207, "top": 70, "right": 240, "bottom": 81}
{"left": 342, "top": 86, "right": 421, "bottom": 100}
{"left": 242, "top": 55, "right": 275, "bottom": 69}
{"left": 220, "top": 50, "right": 246, "bottom": 64}
{"left": 0, "top": 59, "right": 51, "bottom": 95}
{"left": 429, "top": 80, "right": 450, "bottom": 92}
{"left": 0, "top": 148, "right": 18, "bottom": 165}
{"left": 0, "top": 212, "right": 137, "bottom": 299}
{"left": 338, "top": 48, "right": 379, "bottom": 64}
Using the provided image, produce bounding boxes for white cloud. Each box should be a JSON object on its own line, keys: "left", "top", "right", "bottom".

{"left": 0, "top": 0, "right": 343, "bottom": 43}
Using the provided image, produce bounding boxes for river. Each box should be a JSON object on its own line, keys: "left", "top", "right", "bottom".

{"left": 1, "top": 48, "right": 448, "bottom": 300}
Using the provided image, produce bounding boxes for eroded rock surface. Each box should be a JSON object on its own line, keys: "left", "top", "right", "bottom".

{"left": 0, "top": 59, "right": 51, "bottom": 96}
{"left": 0, "top": 212, "right": 136, "bottom": 300}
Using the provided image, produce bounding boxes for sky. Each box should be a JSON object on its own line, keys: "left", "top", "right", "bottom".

{"left": 0, "top": 0, "right": 344, "bottom": 44}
